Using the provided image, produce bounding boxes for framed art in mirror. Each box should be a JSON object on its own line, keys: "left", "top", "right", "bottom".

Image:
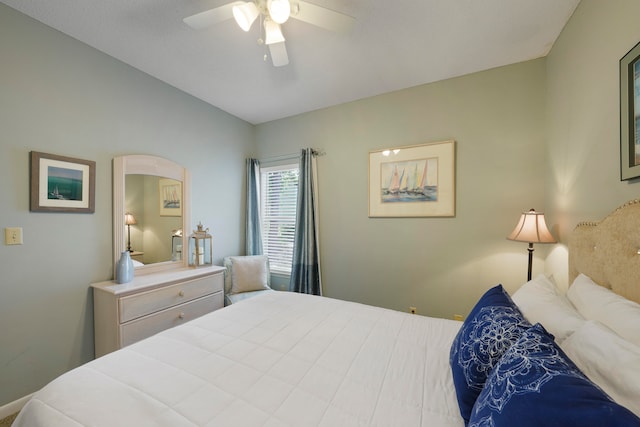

{"left": 29, "top": 151, "right": 95, "bottom": 213}
{"left": 159, "top": 178, "right": 182, "bottom": 217}
{"left": 368, "top": 140, "right": 455, "bottom": 217}
{"left": 620, "top": 39, "right": 640, "bottom": 180}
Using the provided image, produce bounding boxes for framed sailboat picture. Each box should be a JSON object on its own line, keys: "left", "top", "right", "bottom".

{"left": 29, "top": 151, "right": 96, "bottom": 213}
{"left": 368, "top": 140, "right": 455, "bottom": 217}
{"left": 620, "top": 39, "right": 640, "bottom": 180}
{"left": 159, "top": 178, "right": 182, "bottom": 217}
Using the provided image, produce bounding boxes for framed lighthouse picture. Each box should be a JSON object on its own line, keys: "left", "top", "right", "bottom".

{"left": 368, "top": 140, "right": 455, "bottom": 217}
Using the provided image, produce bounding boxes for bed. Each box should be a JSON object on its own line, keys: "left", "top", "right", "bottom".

{"left": 15, "top": 292, "right": 464, "bottom": 426}
{"left": 14, "top": 201, "right": 640, "bottom": 426}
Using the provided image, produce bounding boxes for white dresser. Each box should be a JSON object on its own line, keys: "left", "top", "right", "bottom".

{"left": 92, "top": 266, "right": 225, "bottom": 357}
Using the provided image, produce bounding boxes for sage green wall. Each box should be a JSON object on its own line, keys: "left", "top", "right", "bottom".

{"left": 255, "top": 59, "right": 548, "bottom": 318}
{"left": 0, "top": 4, "right": 253, "bottom": 406}
{"left": 545, "top": 0, "right": 640, "bottom": 289}
{"left": 5, "top": 0, "right": 637, "bottom": 410}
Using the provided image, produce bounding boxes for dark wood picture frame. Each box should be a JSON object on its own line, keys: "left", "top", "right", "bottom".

{"left": 30, "top": 151, "right": 96, "bottom": 213}
{"left": 620, "top": 40, "right": 640, "bottom": 180}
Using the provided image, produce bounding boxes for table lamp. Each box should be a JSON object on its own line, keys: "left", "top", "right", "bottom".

{"left": 124, "top": 212, "right": 137, "bottom": 252}
{"left": 507, "top": 208, "right": 556, "bottom": 281}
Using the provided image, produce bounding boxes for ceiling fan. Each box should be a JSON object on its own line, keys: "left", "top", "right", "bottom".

{"left": 183, "top": 0, "right": 355, "bottom": 67}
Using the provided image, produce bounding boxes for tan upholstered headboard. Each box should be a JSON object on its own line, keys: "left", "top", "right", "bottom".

{"left": 568, "top": 199, "right": 640, "bottom": 304}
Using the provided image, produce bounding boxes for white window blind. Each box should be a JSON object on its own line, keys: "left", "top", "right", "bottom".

{"left": 260, "top": 164, "right": 299, "bottom": 274}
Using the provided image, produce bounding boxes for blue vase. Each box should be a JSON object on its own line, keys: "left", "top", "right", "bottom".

{"left": 116, "top": 251, "right": 134, "bottom": 284}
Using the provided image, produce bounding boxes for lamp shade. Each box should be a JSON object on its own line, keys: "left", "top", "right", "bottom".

{"left": 264, "top": 19, "right": 285, "bottom": 45}
{"left": 507, "top": 209, "right": 555, "bottom": 243}
{"left": 268, "top": 0, "right": 291, "bottom": 24}
{"left": 232, "top": 2, "right": 259, "bottom": 31}
{"left": 124, "top": 212, "right": 137, "bottom": 225}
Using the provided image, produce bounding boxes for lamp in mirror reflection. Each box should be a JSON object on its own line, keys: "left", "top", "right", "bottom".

{"left": 124, "top": 212, "right": 137, "bottom": 252}
{"left": 172, "top": 229, "right": 183, "bottom": 261}
{"left": 507, "top": 208, "right": 556, "bottom": 281}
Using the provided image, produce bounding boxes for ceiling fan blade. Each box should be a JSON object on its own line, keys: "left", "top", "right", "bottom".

{"left": 268, "top": 42, "right": 289, "bottom": 67}
{"left": 292, "top": 1, "right": 355, "bottom": 34}
{"left": 183, "top": 1, "right": 244, "bottom": 30}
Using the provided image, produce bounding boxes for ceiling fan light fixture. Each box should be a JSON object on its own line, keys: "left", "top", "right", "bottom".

{"left": 232, "top": 2, "right": 259, "bottom": 31}
{"left": 267, "top": 0, "right": 291, "bottom": 24}
{"left": 264, "top": 19, "right": 285, "bottom": 45}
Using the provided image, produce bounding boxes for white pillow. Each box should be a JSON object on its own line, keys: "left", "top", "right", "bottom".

{"left": 512, "top": 274, "right": 585, "bottom": 343}
{"left": 561, "top": 320, "right": 640, "bottom": 417}
{"left": 225, "top": 255, "right": 271, "bottom": 295}
{"left": 567, "top": 274, "right": 640, "bottom": 347}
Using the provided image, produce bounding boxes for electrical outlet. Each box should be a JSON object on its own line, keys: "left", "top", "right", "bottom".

{"left": 453, "top": 314, "right": 464, "bottom": 321}
{"left": 5, "top": 227, "right": 23, "bottom": 245}
{"left": 409, "top": 306, "right": 417, "bottom": 314}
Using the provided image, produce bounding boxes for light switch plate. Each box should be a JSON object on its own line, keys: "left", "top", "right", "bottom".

{"left": 5, "top": 227, "right": 23, "bottom": 245}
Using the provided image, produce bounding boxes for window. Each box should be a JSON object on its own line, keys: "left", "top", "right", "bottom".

{"left": 260, "top": 164, "right": 299, "bottom": 274}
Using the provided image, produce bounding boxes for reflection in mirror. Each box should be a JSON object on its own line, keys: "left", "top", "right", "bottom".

{"left": 113, "top": 155, "right": 190, "bottom": 276}
{"left": 125, "top": 175, "right": 182, "bottom": 265}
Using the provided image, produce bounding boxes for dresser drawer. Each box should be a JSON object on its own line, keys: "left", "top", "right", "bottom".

{"left": 119, "top": 274, "right": 223, "bottom": 323}
{"left": 120, "top": 292, "right": 223, "bottom": 347}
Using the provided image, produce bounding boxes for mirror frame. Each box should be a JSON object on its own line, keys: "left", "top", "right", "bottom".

{"left": 113, "top": 155, "right": 191, "bottom": 276}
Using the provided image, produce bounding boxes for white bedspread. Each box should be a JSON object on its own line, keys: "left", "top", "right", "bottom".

{"left": 15, "top": 291, "right": 464, "bottom": 426}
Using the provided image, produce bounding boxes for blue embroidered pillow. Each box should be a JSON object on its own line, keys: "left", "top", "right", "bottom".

{"left": 469, "top": 323, "right": 640, "bottom": 427}
{"left": 449, "top": 284, "right": 531, "bottom": 424}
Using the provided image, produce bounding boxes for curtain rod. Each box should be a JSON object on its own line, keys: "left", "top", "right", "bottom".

{"left": 258, "top": 149, "right": 325, "bottom": 163}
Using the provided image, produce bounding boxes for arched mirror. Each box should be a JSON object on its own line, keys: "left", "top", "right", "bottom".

{"left": 113, "top": 155, "right": 191, "bottom": 275}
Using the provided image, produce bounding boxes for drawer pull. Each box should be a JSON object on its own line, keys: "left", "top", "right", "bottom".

{"left": 178, "top": 290, "right": 185, "bottom": 297}
{"left": 178, "top": 312, "right": 185, "bottom": 319}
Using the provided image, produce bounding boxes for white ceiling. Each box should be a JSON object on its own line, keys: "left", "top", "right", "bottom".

{"left": 1, "top": 0, "right": 580, "bottom": 124}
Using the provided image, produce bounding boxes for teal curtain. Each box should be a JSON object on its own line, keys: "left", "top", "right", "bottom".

{"left": 289, "top": 148, "right": 322, "bottom": 295}
{"left": 245, "top": 158, "right": 263, "bottom": 255}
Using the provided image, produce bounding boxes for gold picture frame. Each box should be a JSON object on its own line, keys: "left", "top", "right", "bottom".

{"left": 368, "top": 140, "right": 455, "bottom": 217}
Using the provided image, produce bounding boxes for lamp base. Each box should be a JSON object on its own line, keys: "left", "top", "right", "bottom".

{"left": 527, "top": 242, "right": 534, "bottom": 281}
{"left": 126, "top": 224, "right": 133, "bottom": 253}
